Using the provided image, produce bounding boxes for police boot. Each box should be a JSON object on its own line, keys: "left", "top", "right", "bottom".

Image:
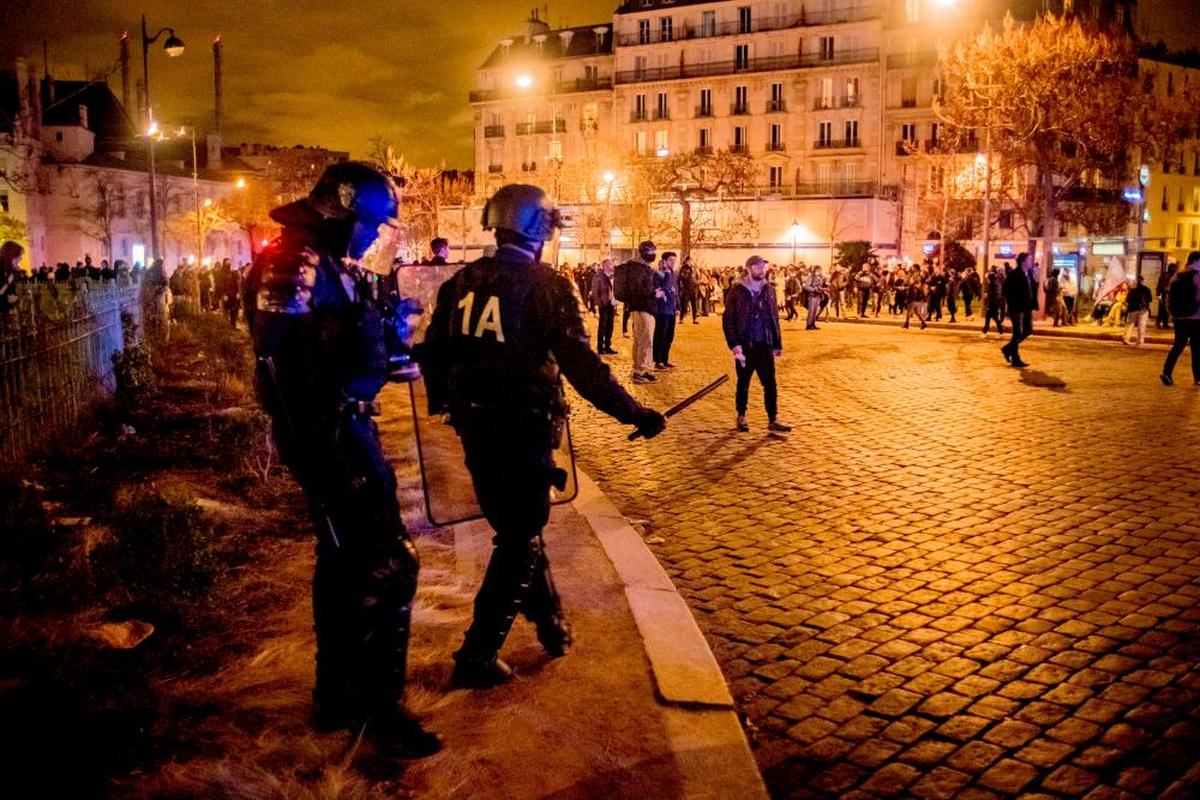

{"left": 312, "top": 553, "right": 363, "bottom": 732}
{"left": 357, "top": 707, "right": 443, "bottom": 760}
{"left": 522, "top": 544, "right": 573, "bottom": 658}
{"left": 451, "top": 537, "right": 541, "bottom": 689}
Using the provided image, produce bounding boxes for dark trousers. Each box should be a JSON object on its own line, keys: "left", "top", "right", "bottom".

{"left": 858, "top": 289, "right": 870, "bottom": 317}
{"left": 735, "top": 343, "right": 777, "bottom": 421}
{"left": 679, "top": 289, "right": 699, "bottom": 321}
{"left": 1004, "top": 310, "right": 1033, "bottom": 359}
{"left": 1156, "top": 298, "right": 1171, "bottom": 329}
{"left": 1163, "top": 319, "right": 1200, "bottom": 382}
{"left": 622, "top": 303, "right": 630, "bottom": 335}
{"left": 784, "top": 297, "right": 798, "bottom": 321}
{"left": 947, "top": 295, "right": 958, "bottom": 321}
{"left": 457, "top": 417, "right": 563, "bottom": 661}
{"left": 653, "top": 312, "right": 676, "bottom": 364}
{"left": 963, "top": 295, "right": 974, "bottom": 317}
{"left": 983, "top": 302, "right": 1005, "bottom": 334}
{"left": 597, "top": 305, "right": 615, "bottom": 351}
{"left": 271, "top": 410, "right": 419, "bottom": 712}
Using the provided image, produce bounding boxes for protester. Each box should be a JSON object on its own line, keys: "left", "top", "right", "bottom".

{"left": 590, "top": 258, "right": 618, "bottom": 356}
{"left": 1161, "top": 251, "right": 1200, "bottom": 386}
{"left": 616, "top": 241, "right": 658, "bottom": 383}
{"left": 652, "top": 251, "right": 679, "bottom": 370}
{"left": 1001, "top": 252, "right": 1036, "bottom": 369}
{"left": 1122, "top": 276, "right": 1153, "bottom": 347}
{"left": 722, "top": 256, "right": 790, "bottom": 433}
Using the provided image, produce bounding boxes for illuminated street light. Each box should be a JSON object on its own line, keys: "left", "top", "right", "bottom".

{"left": 235, "top": 177, "right": 246, "bottom": 190}
{"left": 602, "top": 170, "right": 616, "bottom": 185}
{"left": 656, "top": 147, "right": 670, "bottom": 158}
{"left": 141, "top": 14, "right": 185, "bottom": 262}
{"left": 789, "top": 220, "right": 804, "bottom": 265}
{"left": 515, "top": 74, "right": 534, "bottom": 89}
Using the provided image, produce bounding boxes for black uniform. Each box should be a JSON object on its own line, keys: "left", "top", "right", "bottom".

{"left": 244, "top": 207, "right": 419, "bottom": 726}
{"left": 419, "top": 244, "right": 648, "bottom": 668}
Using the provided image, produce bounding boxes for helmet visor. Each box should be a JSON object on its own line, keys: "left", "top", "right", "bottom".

{"left": 352, "top": 221, "right": 402, "bottom": 274}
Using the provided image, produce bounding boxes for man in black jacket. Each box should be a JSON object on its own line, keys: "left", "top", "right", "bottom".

{"left": 1001, "top": 252, "right": 1036, "bottom": 368}
{"left": 722, "top": 256, "right": 791, "bottom": 433}
{"left": 616, "top": 241, "right": 658, "bottom": 383}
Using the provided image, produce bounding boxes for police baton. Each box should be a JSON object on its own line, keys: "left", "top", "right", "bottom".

{"left": 629, "top": 374, "right": 729, "bottom": 441}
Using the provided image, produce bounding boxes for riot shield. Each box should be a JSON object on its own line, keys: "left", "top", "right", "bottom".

{"left": 407, "top": 377, "right": 578, "bottom": 527}
{"left": 392, "top": 263, "right": 577, "bottom": 526}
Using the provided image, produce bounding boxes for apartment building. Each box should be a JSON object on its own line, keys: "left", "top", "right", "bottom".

{"left": 469, "top": 0, "right": 1156, "bottom": 269}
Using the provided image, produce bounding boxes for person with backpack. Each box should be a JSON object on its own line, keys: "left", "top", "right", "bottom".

{"left": 1161, "top": 250, "right": 1200, "bottom": 386}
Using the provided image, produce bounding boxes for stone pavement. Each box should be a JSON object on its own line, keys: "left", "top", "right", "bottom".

{"left": 565, "top": 316, "right": 1200, "bottom": 799}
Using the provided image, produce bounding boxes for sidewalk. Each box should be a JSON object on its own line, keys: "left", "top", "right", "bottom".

{"left": 813, "top": 312, "right": 1177, "bottom": 347}
{"left": 383, "top": 387, "right": 768, "bottom": 800}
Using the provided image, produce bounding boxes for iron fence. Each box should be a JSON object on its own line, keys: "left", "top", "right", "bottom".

{"left": 0, "top": 282, "right": 143, "bottom": 466}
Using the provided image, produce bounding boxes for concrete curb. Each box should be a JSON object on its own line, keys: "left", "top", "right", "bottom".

{"left": 817, "top": 314, "right": 1176, "bottom": 348}
{"left": 573, "top": 469, "right": 769, "bottom": 800}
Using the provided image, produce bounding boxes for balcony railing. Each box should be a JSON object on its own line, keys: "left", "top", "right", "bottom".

{"left": 814, "top": 137, "right": 862, "bottom": 149}
{"left": 487, "top": 164, "right": 504, "bottom": 174}
{"left": 652, "top": 110, "right": 671, "bottom": 121}
{"left": 813, "top": 95, "right": 861, "bottom": 110}
{"left": 581, "top": 118, "right": 599, "bottom": 134}
{"left": 731, "top": 104, "right": 750, "bottom": 115}
{"left": 730, "top": 143, "right": 749, "bottom": 154}
{"left": 694, "top": 146, "right": 714, "bottom": 155}
{"left": 534, "top": 119, "right": 567, "bottom": 134}
{"left": 516, "top": 122, "right": 534, "bottom": 135}
{"left": 521, "top": 162, "right": 538, "bottom": 172}
{"left": 895, "top": 139, "right": 917, "bottom": 156}
{"left": 767, "top": 100, "right": 787, "bottom": 113}
{"left": 631, "top": 110, "right": 648, "bottom": 122}
{"left": 616, "top": 47, "right": 879, "bottom": 85}
{"left": 695, "top": 106, "right": 714, "bottom": 117}
{"left": 469, "top": 76, "right": 613, "bottom": 103}
{"left": 483, "top": 125, "right": 505, "bottom": 138}
{"left": 766, "top": 141, "right": 786, "bottom": 152}
{"left": 615, "top": 5, "right": 882, "bottom": 47}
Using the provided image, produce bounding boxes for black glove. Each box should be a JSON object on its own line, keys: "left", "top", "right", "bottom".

{"left": 633, "top": 407, "right": 667, "bottom": 440}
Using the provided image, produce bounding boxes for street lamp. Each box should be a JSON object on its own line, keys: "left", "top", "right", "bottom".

{"left": 141, "top": 14, "right": 184, "bottom": 262}
{"left": 790, "top": 220, "right": 803, "bottom": 265}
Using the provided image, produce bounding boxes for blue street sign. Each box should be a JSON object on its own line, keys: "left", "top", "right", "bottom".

{"left": 1122, "top": 187, "right": 1143, "bottom": 203}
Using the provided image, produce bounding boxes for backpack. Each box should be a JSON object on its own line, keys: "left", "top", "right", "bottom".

{"left": 1167, "top": 269, "right": 1199, "bottom": 319}
{"left": 613, "top": 261, "right": 628, "bottom": 303}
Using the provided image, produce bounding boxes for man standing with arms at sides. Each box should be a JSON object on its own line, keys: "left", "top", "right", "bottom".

{"left": 982, "top": 264, "right": 1006, "bottom": 337}
{"left": 804, "top": 265, "right": 826, "bottom": 330}
{"left": 678, "top": 255, "right": 700, "bottom": 324}
{"left": 590, "top": 258, "right": 618, "bottom": 355}
{"left": 616, "top": 241, "right": 659, "bottom": 383}
{"left": 419, "top": 185, "right": 666, "bottom": 687}
{"left": 1161, "top": 250, "right": 1200, "bottom": 386}
{"left": 724, "top": 256, "right": 791, "bottom": 434}
{"left": 1001, "top": 252, "right": 1036, "bottom": 368}
{"left": 653, "top": 251, "right": 680, "bottom": 370}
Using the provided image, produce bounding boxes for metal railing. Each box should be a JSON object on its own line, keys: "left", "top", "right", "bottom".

{"left": 766, "top": 141, "right": 787, "bottom": 152}
{"left": 814, "top": 137, "right": 862, "bottom": 149}
{"left": 767, "top": 100, "right": 787, "bottom": 113}
{"left": 469, "top": 76, "right": 613, "bottom": 103}
{"left": 887, "top": 51, "right": 937, "bottom": 69}
{"left": 615, "top": 5, "right": 882, "bottom": 47}
{"left": 484, "top": 125, "right": 505, "bottom": 138}
{"left": 487, "top": 164, "right": 504, "bottom": 173}
{"left": 616, "top": 47, "right": 879, "bottom": 84}
{"left": 1, "top": 282, "right": 143, "bottom": 466}
{"left": 813, "top": 95, "right": 861, "bottom": 110}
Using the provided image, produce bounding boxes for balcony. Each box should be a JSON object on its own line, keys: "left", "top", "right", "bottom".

{"left": 652, "top": 110, "right": 671, "bottom": 121}
{"left": 483, "top": 125, "right": 505, "bottom": 138}
{"left": 895, "top": 139, "right": 917, "bottom": 155}
{"left": 695, "top": 106, "right": 714, "bottom": 118}
{"left": 521, "top": 162, "right": 538, "bottom": 172}
{"left": 731, "top": 104, "right": 750, "bottom": 116}
{"left": 469, "top": 76, "right": 614, "bottom": 103}
{"left": 813, "top": 95, "right": 861, "bottom": 110}
{"left": 730, "top": 143, "right": 749, "bottom": 154}
{"left": 694, "top": 146, "right": 714, "bottom": 155}
{"left": 766, "top": 141, "right": 786, "bottom": 152}
{"left": 790, "top": 180, "right": 897, "bottom": 199}
{"left": 534, "top": 119, "right": 567, "bottom": 134}
{"left": 581, "top": 118, "right": 599, "bottom": 134}
{"left": 814, "top": 137, "right": 861, "bottom": 149}
{"left": 767, "top": 99, "right": 787, "bottom": 113}
{"left": 630, "top": 110, "right": 648, "bottom": 123}
{"left": 615, "top": 5, "right": 883, "bottom": 47}
{"left": 615, "top": 47, "right": 880, "bottom": 85}
{"left": 487, "top": 164, "right": 504, "bottom": 174}
{"left": 887, "top": 51, "right": 937, "bottom": 69}
{"left": 516, "top": 122, "right": 534, "bottom": 135}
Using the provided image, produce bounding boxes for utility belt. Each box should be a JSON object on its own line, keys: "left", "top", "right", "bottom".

{"left": 451, "top": 402, "right": 567, "bottom": 448}
{"left": 340, "top": 398, "right": 382, "bottom": 418}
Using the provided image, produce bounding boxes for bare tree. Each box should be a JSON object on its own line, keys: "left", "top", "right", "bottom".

{"left": 66, "top": 170, "right": 118, "bottom": 261}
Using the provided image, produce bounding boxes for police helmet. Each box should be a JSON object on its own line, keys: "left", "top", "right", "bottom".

{"left": 481, "top": 184, "right": 562, "bottom": 243}
{"left": 308, "top": 161, "right": 401, "bottom": 228}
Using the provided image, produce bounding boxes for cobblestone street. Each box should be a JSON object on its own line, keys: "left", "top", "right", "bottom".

{"left": 567, "top": 317, "right": 1200, "bottom": 799}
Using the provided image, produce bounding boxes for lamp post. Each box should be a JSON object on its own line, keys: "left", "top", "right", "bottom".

{"left": 141, "top": 14, "right": 184, "bottom": 262}
{"left": 790, "top": 219, "right": 802, "bottom": 265}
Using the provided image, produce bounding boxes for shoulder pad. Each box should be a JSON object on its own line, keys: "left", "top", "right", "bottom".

{"left": 255, "top": 243, "right": 320, "bottom": 315}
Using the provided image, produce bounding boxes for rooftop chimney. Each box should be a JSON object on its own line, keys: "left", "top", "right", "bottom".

{"left": 213, "top": 35, "right": 223, "bottom": 134}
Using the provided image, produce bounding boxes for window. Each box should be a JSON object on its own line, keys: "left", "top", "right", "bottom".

{"left": 655, "top": 129, "right": 669, "bottom": 153}
{"left": 817, "top": 162, "right": 832, "bottom": 187}
{"left": 0, "top": 193, "right": 7, "bottom": 213}
{"left": 634, "top": 55, "right": 647, "bottom": 78}
{"left": 928, "top": 165, "right": 945, "bottom": 193}
{"left": 55, "top": 131, "right": 64, "bottom": 143}
{"left": 549, "top": 139, "right": 562, "bottom": 160}
{"left": 818, "top": 120, "right": 833, "bottom": 146}
{"left": 999, "top": 211, "right": 1013, "bottom": 230}
{"left": 1162, "top": 185, "right": 1169, "bottom": 211}
{"left": 700, "top": 10, "right": 716, "bottom": 37}
{"left": 735, "top": 44, "right": 749, "bottom": 71}
{"left": 699, "top": 88, "right": 713, "bottom": 116}
{"left": 582, "top": 102, "right": 599, "bottom": 133}
{"left": 638, "top": 19, "right": 651, "bottom": 44}
{"left": 1167, "top": 72, "right": 1175, "bottom": 96}
{"left": 929, "top": 122, "right": 939, "bottom": 145}
{"left": 901, "top": 77, "right": 917, "bottom": 108}
{"left": 1179, "top": 186, "right": 1186, "bottom": 212}
{"left": 1193, "top": 223, "right": 1199, "bottom": 249}
{"left": 819, "top": 77, "right": 833, "bottom": 108}
{"left": 843, "top": 162, "right": 857, "bottom": 186}
{"left": 844, "top": 119, "right": 859, "bottom": 145}
{"left": 660, "top": 17, "right": 673, "bottom": 41}
{"left": 699, "top": 128, "right": 712, "bottom": 150}
{"left": 734, "top": 85, "right": 749, "bottom": 114}
{"left": 770, "top": 123, "right": 783, "bottom": 149}
{"left": 819, "top": 37, "right": 834, "bottom": 61}
{"left": 932, "top": 77, "right": 945, "bottom": 102}
{"left": 656, "top": 92, "right": 670, "bottom": 120}
{"left": 769, "top": 165, "right": 784, "bottom": 189}
{"left": 1193, "top": 186, "right": 1200, "bottom": 213}
{"left": 769, "top": 82, "right": 785, "bottom": 112}
{"left": 584, "top": 65, "right": 599, "bottom": 84}
{"left": 845, "top": 77, "right": 859, "bottom": 105}
{"left": 635, "top": 130, "right": 647, "bottom": 155}
{"left": 635, "top": 94, "right": 648, "bottom": 120}
{"left": 905, "top": 0, "right": 920, "bottom": 23}
{"left": 488, "top": 147, "right": 502, "bottom": 170}
{"left": 901, "top": 123, "right": 917, "bottom": 142}
{"left": 733, "top": 126, "right": 747, "bottom": 150}
{"left": 1176, "top": 223, "right": 1184, "bottom": 247}
{"left": 738, "top": 6, "right": 752, "bottom": 34}
{"left": 1194, "top": 150, "right": 1200, "bottom": 176}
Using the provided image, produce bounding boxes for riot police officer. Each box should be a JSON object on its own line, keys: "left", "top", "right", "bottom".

{"left": 418, "top": 184, "right": 666, "bottom": 689}
{"left": 244, "top": 161, "right": 440, "bottom": 758}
